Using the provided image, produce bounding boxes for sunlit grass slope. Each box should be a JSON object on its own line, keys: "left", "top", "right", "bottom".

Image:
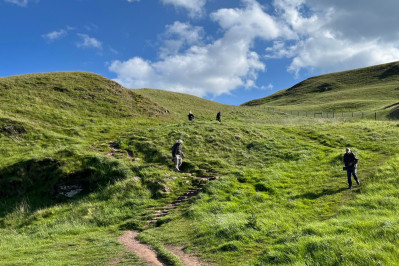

{"left": 243, "top": 61, "right": 399, "bottom": 117}
{"left": 135, "top": 88, "right": 297, "bottom": 123}
{"left": 130, "top": 120, "right": 399, "bottom": 265}
{"left": 135, "top": 89, "right": 230, "bottom": 121}
{"left": 0, "top": 72, "right": 171, "bottom": 166}
{"left": 0, "top": 72, "right": 208, "bottom": 264}
{"left": 1, "top": 71, "right": 399, "bottom": 265}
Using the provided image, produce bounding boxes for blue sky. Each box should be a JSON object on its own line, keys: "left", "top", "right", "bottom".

{"left": 1, "top": 0, "right": 399, "bottom": 105}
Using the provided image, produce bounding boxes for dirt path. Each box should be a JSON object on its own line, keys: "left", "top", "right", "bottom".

{"left": 116, "top": 231, "right": 165, "bottom": 266}
{"left": 113, "top": 175, "right": 218, "bottom": 265}
{"left": 105, "top": 140, "right": 217, "bottom": 265}
{"left": 148, "top": 177, "right": 218, "bottom": 226}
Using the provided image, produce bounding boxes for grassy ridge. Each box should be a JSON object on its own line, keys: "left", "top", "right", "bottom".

{"left": 243, "top": 61, "right": 399, "bottom": 116}
{"left": 135, "top": 89, "right": 229, "bottom": 121}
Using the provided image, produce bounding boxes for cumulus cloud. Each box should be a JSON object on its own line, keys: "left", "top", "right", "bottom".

{"left": 4, "top": 0, "right": 37, "bottom": 7}
{"left": 161, "top": 0, "right": 207, "bottom": 18}
{"left": 109, "top": 0, "right": 290, "bottom": 97}
{"left": 267, "top": 0, "right": 399, "bottom": 75}
{"left": 110, "top": 0, "right": 399, "bottom": 97}
{"left": 76, "top": 34, "right": 102, "bottom": 49}
{"left": 42, "top": 29, "right": 67, "bottom": 42}
{"left": 159, "top": 21, "right": 205, "bottom": 57}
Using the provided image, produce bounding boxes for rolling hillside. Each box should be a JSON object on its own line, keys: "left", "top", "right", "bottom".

{"left": 135, "top": 89, "right": 229, "bottom": 120}
{"left": 1, "top": 71, "right": 399, "bottom": 265}
{"left": 135, "top": 88, "right": 288, "bottom": 123}
{"left": 243, "top": 61, "right": 399, "bottom": 117}
{"left": 0, "top": 71, "right": 168, "bottom": 132}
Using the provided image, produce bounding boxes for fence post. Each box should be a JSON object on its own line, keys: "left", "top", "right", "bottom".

{"left": 321, "top": 112, "right": 323, "bottom": 118}
{"left": 327, "top": 113, "right": 329, "bottom": 118}
{"left": 333, "top": 112, "right": 335, "bottom": 118}
{"left": 375, "top": 112, "right": 377, "bottom": 120}
{"left": 298, "top": 111, "right": 299, "bottom": 116}
{"left": 352, "top": 112, "right": 354, "bottom": 117}
{"left": 306, "top": 112, "right": 307, "bottom": 117}
{"left": 362, "top": 112, "right": 364, "bottom": 119}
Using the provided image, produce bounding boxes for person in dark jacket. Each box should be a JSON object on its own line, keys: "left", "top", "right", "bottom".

{"left": 188, "top": 111, "right": 194, "bottom": 121}
{"left": 171, "top": 139, "right": 184, "bottom": 172}
{"left": 344, "top": 148, "right": 360, "bottom": 189}
{"left": 216, "top": 111, "right": 221, "bottom": 122}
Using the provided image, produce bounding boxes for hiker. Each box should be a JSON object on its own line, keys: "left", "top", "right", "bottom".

{"left": 171, "top": 139, "right": 184, "bottom": 172}
{"left": 343, "top": 148, "right": 360, "bottom": 189}
{"left": 216, "top": 111, "right": 221, "bottom": 122}
{"left": 188, "top": 111, "right": 195, "bottom": 121}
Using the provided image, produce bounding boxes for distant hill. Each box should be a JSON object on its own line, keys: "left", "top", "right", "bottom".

{"left": 243, "top": 61, "right": 399, "bottom": 117}
{"left": 135, "top": 89, "right": 230, "bottom": 120}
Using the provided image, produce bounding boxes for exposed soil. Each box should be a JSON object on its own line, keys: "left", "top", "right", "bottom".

{"left": 106, "top": 140, "right": 218, "bottom": 265}
{"left": 147, "top": 176, "right": 218, "bottom": 226}
{"left": 116, "top": 231, "right": 165, "bottom": 266}
{"left": 114, "top": 173, "right": 218, "bottom": 265}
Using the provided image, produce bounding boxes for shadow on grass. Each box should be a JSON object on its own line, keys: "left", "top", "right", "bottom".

{"left": 293, "top": 187, "right": 347, "bottom": 200}
{"left": 0, "top": 155, "right": 130, "bottom": 218}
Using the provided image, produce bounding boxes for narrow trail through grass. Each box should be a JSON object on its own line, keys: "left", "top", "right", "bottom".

{"left": 109, "top": 135, "right": 218, "bottom": 265}
{"left": 114, "top": 174, "right": 219, "bottom": 265}
{"left": 115, "top": 231, "right": 164, "bottom": 266}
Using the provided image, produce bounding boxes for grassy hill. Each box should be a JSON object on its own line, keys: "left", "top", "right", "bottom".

{"left": 0, "top": 72, "right": 172, "bottom": 165}
{"left": 134, "top": 88, "right": 285, "bottom": 123}
{"left": 135, "top": 89, "right": 229, "bottom": 121}
{"left": 1, "top": 71, "right": 399, "bottom": 265}
{"left": 243, "top": 61, "right": 399, "bottom": 118}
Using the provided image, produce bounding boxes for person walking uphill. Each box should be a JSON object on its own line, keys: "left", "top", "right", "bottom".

{"left": 171, "top": 139, "right": 184, "bottom": 172}
{"left": 188, "top": 111, "right": 195, "bottom": 121}
{"left": 344, "top": 148, "right": 360, "bottom": 189}
{"left": 216, "top": 111, "right": 221, "bottom": 122}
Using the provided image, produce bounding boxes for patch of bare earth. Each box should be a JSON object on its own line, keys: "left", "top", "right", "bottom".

{"left": 113, "top": 175, "right": 219, "bottom": 265}
{"left": 114, "top": 230, "right": 165, "bottom": 266}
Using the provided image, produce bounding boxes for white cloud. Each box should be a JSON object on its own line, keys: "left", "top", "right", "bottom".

{"left": 42, "top": 29, "right": 67, "bottom": 41}
{"left": 126, "top": 0, "right": 140, "bottom": 2}
{"left": 110, "top": 0, "right": 399, "bottom": 97}
{"left": 161, "top": 0, "right": 207, "bottom": 18}
{"left": 268, "top": 0, "right": 399, "bottom": 75}
{"left": 76, "top": 34, "right": 102, "bottom": 49}
{"left": 259, "top": 83, "right": 274, "bottom": 90}
{"left": 109, "top": 0, "right": 291, "bottom": 97}
{"left": 4, "top": 0, "right": 37, "bottom": 7}
{"left": 160, "top": 21, "right": 204, "bottom": 57}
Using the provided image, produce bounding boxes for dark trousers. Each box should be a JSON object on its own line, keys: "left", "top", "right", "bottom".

{"left": 347, "top": 168, "right": 359, "bottom": 188}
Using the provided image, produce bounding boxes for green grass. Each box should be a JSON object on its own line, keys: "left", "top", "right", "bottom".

{"left": 127, "top": 120, "right": 399, "bottom": 265}
{"left": 243, "top": 61, "right": 399, "bottom": 118}
{"left": 1, "top": 70, "right": 399, "bottom": 265}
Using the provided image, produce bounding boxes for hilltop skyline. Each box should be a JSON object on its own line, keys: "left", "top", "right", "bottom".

{"left": 1, "top": 0, "right": 399, "bottom": 105}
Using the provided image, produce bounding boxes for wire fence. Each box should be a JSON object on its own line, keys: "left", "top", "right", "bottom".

{"left": 265, "top": 107, "right": 383, "bottom": 120}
